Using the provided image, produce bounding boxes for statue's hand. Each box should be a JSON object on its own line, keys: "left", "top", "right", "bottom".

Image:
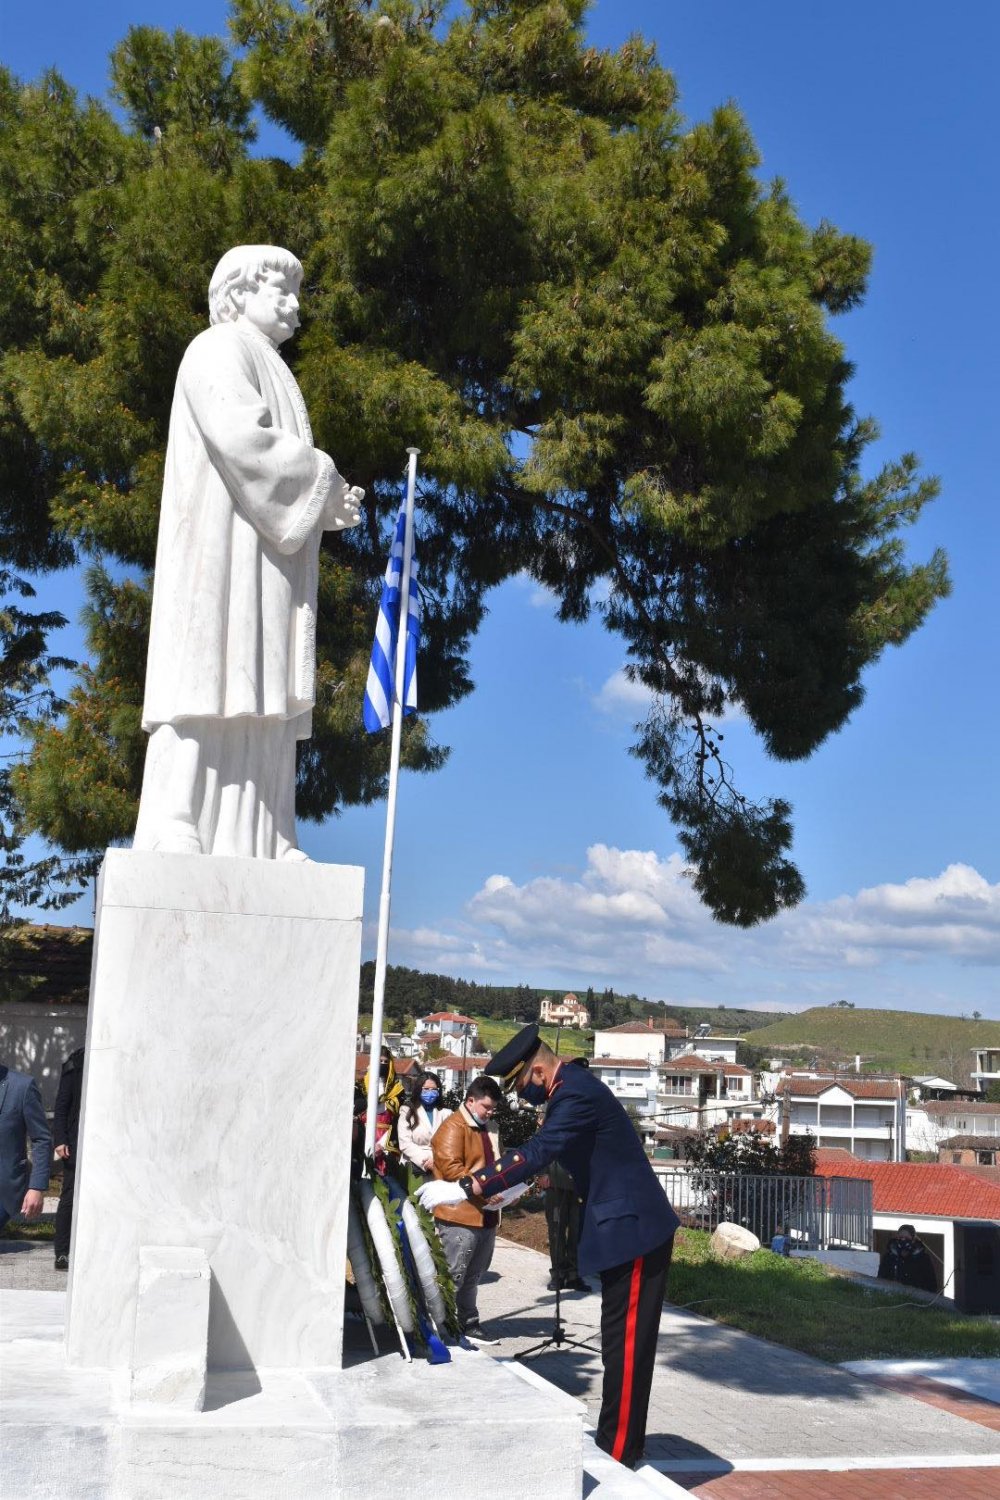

{"left": 326, "top": 484, "right": 364, "bottom": 531}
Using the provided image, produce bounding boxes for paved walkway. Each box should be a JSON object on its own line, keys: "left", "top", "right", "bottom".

{"left": 0, "top": 1235, "right": 66, "bottom": 1291}
{"left": 4, "top": 1234, "right": 998, "bottom": 1499}
{"left": 475, "top": 1237, "right": 1000, "bottom": 1499}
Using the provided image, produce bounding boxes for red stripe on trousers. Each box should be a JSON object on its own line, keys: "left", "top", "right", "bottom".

{"left": 611, "top": 1255, "right": 644, "bottom": 1462}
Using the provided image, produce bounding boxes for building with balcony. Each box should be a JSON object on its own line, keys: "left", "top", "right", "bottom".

{"left": 920, "top": 1099, "right": 1000, "bottom": 1153}
{"left": 972, "top": 1046, "right": 1000, "bottom": 1095}
{"left": 775, "top": 1075, "right": 906, "bottom": 1162}
{"left": 669, "top": 1031, "right": 743, "bottom": 1067}
{"left": 658, "top": 1054, "right": 762, "bottom": 1134}
{"left": 539, "top": 993, "right": 591, "bottom": 1028}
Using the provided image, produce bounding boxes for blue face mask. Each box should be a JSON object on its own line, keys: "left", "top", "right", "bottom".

{"left": 421, "top": 1090, "right": 440, "bottom": 1106}
{"left": 519, "top": 1080, "right": 548, "bottom": 1107}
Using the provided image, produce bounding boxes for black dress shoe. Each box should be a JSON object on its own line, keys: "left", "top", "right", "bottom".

{"left": 565, "top": 1277, "right": 591, "bottom": 1292}
{"left": 54, "top": 1255, "right": 69, "bottom": 1271}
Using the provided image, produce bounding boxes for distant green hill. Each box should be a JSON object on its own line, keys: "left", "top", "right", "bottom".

{"left": 744, "top": 1007, "right": 1000, "bottom": 1084}
{"left": 656, "top": 1005, "right": 795, "bottom": 1035}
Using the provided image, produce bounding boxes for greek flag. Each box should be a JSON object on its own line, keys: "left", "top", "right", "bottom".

{"left": 363, "top": 498, "right": 419, "bottom": 733}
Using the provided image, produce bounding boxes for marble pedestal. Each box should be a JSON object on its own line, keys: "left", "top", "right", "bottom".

{"left": 66, "top": 849, "right": 363, "bottom": 1374}
{"left": 3, "top": 1293, "right": 586, "bottom": 1500}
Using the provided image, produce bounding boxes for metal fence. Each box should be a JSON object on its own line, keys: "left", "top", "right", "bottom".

{"left": 653, "top": 1169, "right": 872, "bottom": 1250}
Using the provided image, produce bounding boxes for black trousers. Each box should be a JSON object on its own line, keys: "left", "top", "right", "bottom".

{"left": 54, "top": 1157, "right": 76, "bottom": 1259}
{"left": 595, "top": 1235, "right": 673, "bottom": 1469}
{"left": 544, "top": 1187, "right": 580, "bottom": 1281}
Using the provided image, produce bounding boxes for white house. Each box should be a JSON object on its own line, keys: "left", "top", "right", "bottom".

{"left": 589, "top": 1057, "right": 660, "bottom": 1119}
{"left": 592, "top": 1018, "right": 687, "bottom": 1065}
{"left": 922, "top": 1099, "right": 1000, "bottom": 1148}
{"left": 972, "top": 1046, "right": 1000, "bottom": 1095}
{"left": 414, "top": 1011, "right": 479, "bottom": 1043}
{"left": 431, "top": 1054, "right": 491, "bottom": 1095}
{"left": 540, "top": 993, "right": 591, "bottom": 1028}
{"left": 658, "top": 1054, "right": 763, "bottom": 1134}
{"left": 668, "top": 1031, "right": 743, "bottom": 1067}
{"left": 774, "top": 1075, "right": 907, "bottom": 1162}
{"left": 908, "top": 1074, "right": 959, "bottom": 1101}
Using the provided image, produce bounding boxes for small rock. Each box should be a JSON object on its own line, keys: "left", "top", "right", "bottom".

{"left": 711, "top": 1222, "right": 761, "bottom": 1260}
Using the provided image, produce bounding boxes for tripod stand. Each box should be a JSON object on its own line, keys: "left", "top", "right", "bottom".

{"left": 515, "top": 1194, "right": 597, "bottom": 1361}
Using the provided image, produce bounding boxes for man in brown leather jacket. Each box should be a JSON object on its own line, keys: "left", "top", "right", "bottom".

{"left": 431, "top": 1075, "right": 503, "bottom": 1343}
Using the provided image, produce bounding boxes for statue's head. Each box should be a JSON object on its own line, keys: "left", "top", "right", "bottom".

{"left": 208, "top": 245, "right": 304, "bottom": 344}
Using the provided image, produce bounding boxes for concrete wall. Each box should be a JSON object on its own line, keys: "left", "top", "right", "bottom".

{"left": 0, "top": 1003, "right": 89, "bottom": 1112}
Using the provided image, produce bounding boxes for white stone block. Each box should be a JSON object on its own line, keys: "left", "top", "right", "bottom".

{"left": 131, "top": 1247, "right": 210, "bottom": 1409}
{"left": 4, "top": 1292, "right": 583, "bottom": 1500}
{"left": 710, "top": 1222, "right": 761, "bottom": 1260}
{"left": 66, "top": 848, "right": 363, "bottom": 1373}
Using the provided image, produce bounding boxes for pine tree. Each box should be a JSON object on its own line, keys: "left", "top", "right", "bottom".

{"left": 0, "top": 570, "right": 97, "bottom": 926}
{"left": 1, "top": 2, "right": 948, "bottom": 926}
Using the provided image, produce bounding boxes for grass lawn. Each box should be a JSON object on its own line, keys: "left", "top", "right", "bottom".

{"left": 500, "top": 1214, "right": 999, "bottom": 1362}
{"left": 468, "top": 1018, "right": 591, "bottom": 1056}
{"left": 0, "top": 1221, "right": 54, "bottom": 1241}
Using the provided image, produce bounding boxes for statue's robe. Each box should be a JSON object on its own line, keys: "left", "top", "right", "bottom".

{"left": 133, "top": 322, "right": 351, "bottom": 858}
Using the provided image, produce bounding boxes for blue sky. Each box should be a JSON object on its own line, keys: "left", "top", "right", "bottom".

{"left": 4, "top": 2, "right": 999, "bottom": 1018}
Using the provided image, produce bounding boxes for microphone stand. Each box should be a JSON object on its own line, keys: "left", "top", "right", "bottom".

{"left": 515, "top": 1193, "right": 597, "bottom": 1361}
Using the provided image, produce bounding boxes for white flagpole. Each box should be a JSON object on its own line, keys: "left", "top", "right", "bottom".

{"left": 364, "top": 448, "right": 419, "bottom": 1165}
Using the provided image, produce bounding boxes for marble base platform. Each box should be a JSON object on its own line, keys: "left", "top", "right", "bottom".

{"left": 2, "top": 1293, "right": 584, "bottom": 1500}
{"left": 66, "top": 849, "right": 363, "bottom": 1374}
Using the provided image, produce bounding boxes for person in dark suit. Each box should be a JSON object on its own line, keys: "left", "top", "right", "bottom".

{"left": 419, "top": 1024, "right": 679, "bottom": 1470}
{"left": 52, "top": 1047, "right": 85, "bottom": 1270}
{"left": 0, "top": 1064, "right": 52, "bottom": 1233}
{"left": 877, "top": 1223, "right": 938, "bottom": 1294}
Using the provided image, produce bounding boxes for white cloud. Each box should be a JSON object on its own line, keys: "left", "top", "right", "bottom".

{"left": 782, "top": 864, "right": 1000, "bottom": 967}
{"left": 591, "top": 667, "right": 745, "bottom": 726}
{"left": 509, "top": 569, "right": 559, "bottom": 611}
{"left": 387, "top": 848, "right": 1000, "bottom": 1014}
{"left": 592, "top": 668, "right": 653, "bottom": 716}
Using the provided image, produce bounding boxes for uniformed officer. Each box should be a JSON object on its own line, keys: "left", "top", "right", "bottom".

{"left": 418, "top": 1023, "right": 679, "bottom": 1470}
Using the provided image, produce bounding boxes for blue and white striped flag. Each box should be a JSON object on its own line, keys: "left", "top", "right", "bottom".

{"left": 363, "top": 498, "right": 419, "bottom": 733}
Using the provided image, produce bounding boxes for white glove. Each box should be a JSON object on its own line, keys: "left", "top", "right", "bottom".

{"left": 415, "top": 1179, "right": 467, "bottom": 1211}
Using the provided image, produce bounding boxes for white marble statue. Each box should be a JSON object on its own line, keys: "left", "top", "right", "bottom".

{"left": 133, "top": 245, "right": 363, "bottom": 860}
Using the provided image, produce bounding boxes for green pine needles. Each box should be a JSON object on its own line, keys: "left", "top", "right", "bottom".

{"left": 0, "top": 1, "right": 948, "bottom": 926}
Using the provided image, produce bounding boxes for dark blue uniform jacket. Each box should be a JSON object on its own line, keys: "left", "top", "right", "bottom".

{"left": 473, "top": 1063, "right": 680, "bottom": 1275}
{"left": 0, "top": 1066, "right": 53, "bottom": 1221}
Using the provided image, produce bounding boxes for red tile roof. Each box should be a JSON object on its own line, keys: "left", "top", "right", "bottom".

{"left": 661, "top": 1054, "right": 751, "bottom": 1076}
{"left": 938, "top": 1135, "right": 1000, "bottom": 1151}
{"left": 599, "top": 1020, "right": 686, "bottom": 1035}
{"left": 813, "top": 1151, "right": 1000, "bottom": 1219}
{"left": 945, "top": 1164, "right": 1000, "bottom": 1186}
{"left": 421, "top": 1012, "right": 476, "bottom": 1025}
{"left": 355, "top": 1054, "right": 419, "bottom": 1078}
{"left": 777, "top": 1077, "right": 903, "bottom": 1100}
{"left": 590, "top": 1057, "right": 655, "bottom": 1070}
{"left": 923, "top": 1100, "right": 1000, "bottom": 1117}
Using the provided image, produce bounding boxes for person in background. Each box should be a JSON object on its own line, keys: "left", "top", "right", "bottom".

{"left": 430, "top": 1074, "right": 504, "bottom": 1345}
{"left": 355, "top": 1046, "right": 405, "bottom": 1181}
{"left": 52, "top": 1046, "right": 85, "bottom": 1271}
{"left": 877, "top": 1223, "right": 938, "bottom": 1293}
{"left": 398, "top": 1071, "right": 451, "bottom": 1195}
{"left": 0, "top": 1064, "right": 52, "bottom": 1235}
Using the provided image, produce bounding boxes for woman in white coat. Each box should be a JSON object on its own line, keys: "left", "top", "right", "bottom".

{"left": 398, "top": 1072, "right": 451, "bottom": 1194}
